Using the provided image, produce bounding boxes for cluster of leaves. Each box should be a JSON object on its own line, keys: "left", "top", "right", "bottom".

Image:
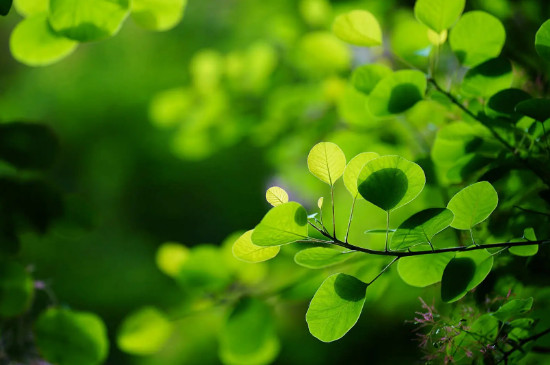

{"left": 412, "top": 295, "right": 548, "bottom": 364}
{"left": 0, "top": 122, "right": 109, "bottom": 364}
{"left": 2, "top": 0, "right": 187, "bottom": 66}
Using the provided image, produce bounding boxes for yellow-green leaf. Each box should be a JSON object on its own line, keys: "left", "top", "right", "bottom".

{"left": 307, "top": 142, "right": 346, "bottom": 185}
{"left": 332, "top": 10, "right": 382, "bottom": 47}
{"left": 131, "top": 0, "right": 187, "bottom": 31}
{"left": 232, "top": 230, "right": 280, "bottom": 263}
{"left": 266, "top": 186, "right": 289, "bottom": 207}
{"left": 343, "top": 152, "right": 379, "bottom": 197}
{"left": 117, "top": 307, "right": 173, "bottom": 355}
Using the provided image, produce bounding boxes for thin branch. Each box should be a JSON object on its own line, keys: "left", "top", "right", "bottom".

{"left": 368, "top": 257, "right": 399, "bottom": 285}
{"left": 514, "top": 205, "right": 550, "bottom": 218}
{"left": 331, "top": 184, "right": 336, "bottom": 238}
{"left": 344, "top": 197, "right": 357, "bottom": 243}
{"left": 385, "top": 211, "right": 390, "bottom": 252}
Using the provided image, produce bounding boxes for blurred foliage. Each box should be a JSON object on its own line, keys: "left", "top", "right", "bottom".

{"left": 0, "top": 0, "right": 550, "bottom": 364}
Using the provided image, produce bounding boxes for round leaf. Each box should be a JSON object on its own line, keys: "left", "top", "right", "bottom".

{"left": 485, "top": 88, "right": 531, "bottom": 120}
{"left": 155, "top": 242, "right": 189, "bottom": 277}
{"left": 449, "top": 11, "right": 506, "bottom": 68}
{"left": 343, "top": 152, "right": 379, "bottom": 197}
{"left": 252, "top": 202, "right": 308, "bottom": 246}
{"left": 357, "top": 155, "right": 426, "bottom": 212}
{"left": 493, "top": 298, "right": 533, "bottom": 321}
{"left": 10, "top": 13, "right": 78, "bottom": 67}
{"left": 461, "top": 57, "right": 512, "bottom": 98}
{"left": 351, "top": 64, "right": 392, "bottom": 95}
{"left": 0, "top": 260, "right": 34, "bottom": 317}
{"left": 294, "top": 247, "right": 356, "bottom": 269}
{"left": 307, "top": 142, "right": 346, "bottom": 185}
{"left": 368, "top": 70, "right": 427, "bottom": 116}
{"left": 35, "top": 308, "right": 109, "bottom": 365}
{"left": 48, "top": 0, "right": 130, "bottom": 42}
{"left": 441, "top": 249, "right": 493, "bottom": 302}
{"left": 390, "top": 17, "right": 432, "bottom": 69}
{"left": 233, "top": 230, "right": 280, "bottom": 263}
{"left": 306, "top": 273, "right": 367, "bottom": 342}
{"left": 390, "top": 208, "right": 454, "bottom": 250}
{"left": 220, "top": 298, "right": 279, "bottom": 365}
{"left": 332, "top": 10, "right": 382, "bottom": 47}
{"left": 509, "top": 228, "right": 538, "bottom": 257}
{"left": 131, "top": 0, "right": 187, "bottom": 31}
{"left": 535, "top": 19, "right": 550, "bottom": 62}
{"left": 446, "top": 181, "right": 498, "bottom": 230}
{"left": 117, "top": 307, "right": 173, "bottom": 355}
{"left": 515, "top": 98, "right": 550, "bottom": 122}
{"left": 265, "top": 186, "right": 289, "bottom": 207}
{"left": 13, "top": 0, "right": 47, "bottom": 17}
{"left": 397, "top": 252, "right": 455, "bottom": 287}
{"left": 414, "top": 0, "right": 465, "bottom": 33}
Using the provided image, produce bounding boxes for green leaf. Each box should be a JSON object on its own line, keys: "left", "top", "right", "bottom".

{"left": 515, "top": 98, "right": 550, "bottom": 122}
{"left": 265, "top": 186, "right": 289, "bottom": 207}
{"left": 155, "top": 242, "right": 189, "bottom": 277}
{"left": 493, "top": 298, "right": 533, "bottom": 321}
{"left": 414, "top": 0, "right": 465, "bottom": 33}
{"left": 252, "top": 202, "right": 308, "bottom": 246}
{"left": 351, "top": 64, "right": 392, "bottom": 95}
{"left": 332, "top": 10, "right": 382, "bottom": 47}
{"left": 0, "top": 122, "right": 58, "bottom": 170}
{"left": 219, "top": 298, "right": 279, "bottom": 365}
{"left": 294, "top": 247, "right": 356, "bottom": 269}
{"left": 306, "top": 273, "right": 367, "bottom": 342}
{"left": 485, "top": 88, "right": 531, "bottom": 120}
{"left": 131, "top": 0, "right": 187, "bottom": 31}
{"left": 397, "top": 252, "right": 455, "bottom": 287}
{"left": 48, "top": 0, "right": 130, "bottom": 42}
{"left": 449, "top": 11, "right": 506, "bottom": 68}
{"left": 10, "top": 13, "right": 78, "bottom": 67}
{"left": 117, "top": 307, "right": 173, "bottom": 355}
{"left": 13, "top": 0, "right": 47, "bottom": 16}
{"left": 343, "top": 152, "right": 380, "bottom": 197}
{"left": 35, "top": 308, "right": 109, "bottom": 365}
{"left": 509, "top": 228, "right": 538, "bottom": 257}
{"left": 177, "top": 244, "right": 232, "bottom": 291}
{"left": 535, "top": 19, "right": 550, "bottom": 62}
{"left": 368, "top": 70, "right": 427, "bottom": 116}
{"left": 390, "top": 208, "right": 454, "bottom": 250}
{"left": 461, "top": 58, "right": 513, "bottom": 98}
{"left": 0, "top": 260, "right": 34, "bottom": 317}
{"left": 0, "top": 0, "right": 11, "bottom": 16}
{"left": 233, "top": 230, "right": 280, "bottom": 263}
{"left": 390, "top": 17, "right": 431, "bottom": 69}
{"left": 307, "top": 142, "right": 346, "bottom": 185}
{"left": 447, "top": 181, "right": 498, "bottom": 230}
{"left": 441, "top": 249, "right": 493, "bottom": 302}
{"left": 357, "top": 155, "right": 426, "bottom": 212}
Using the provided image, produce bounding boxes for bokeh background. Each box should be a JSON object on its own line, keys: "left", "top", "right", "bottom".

{"left": 1, "top": 0, "right": 550, "bottom": 364}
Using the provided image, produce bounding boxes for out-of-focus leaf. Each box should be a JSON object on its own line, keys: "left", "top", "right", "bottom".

{"left": 535, "top": 19, "right": 550, "bottom": 62}
{"left": 176, "top": 245, "right": 232, "bottom": 291}
{"left": 447, "top": 181, "right": 498, "bottom": 230}
{"left": 13, "top": 0, "right": 46, "bottom": 16}
{"left": 35, "top": 308, "right": 109, "bottom": 365}
{"left": 368, "top": 70, "right": 427, "bottom": 116}
{"left": 233, "top": 230, "right": 280, "bottom": 263}
{"left": 485, "top": 88, "right": 531, "bottom": 121}
{"left": 307, "top": 142, "right": 346, "bottom": 185}
{"left": 351, "top": 64, "right": 392, "bottom": 95}
{"left": 414, "top": 0, "right": 465, "bottom": 32}
{"left": 390, "top": 17, "right": 431, "bottom": 69}
{"left": 252, "top": 202, "right": 308, "bottom": 246}
{"left": 0, "top": 260, "right": 33, "bottom": 317}
{"left": 332, "top": 10, "right": 382, "bottom": 47}
{"left": 306, "top": 273, "right": 367, "bottom": 342}
{"left": 515, "top": 98, "right": 550, "bottom": 122}
{"left": 449, "top": 11, "right": 505, "bottom": 67}
{"left": 493, "top": 298, "right": 533, "bottom": 321}
{"left": 131, "top": 0, "right": 187, "bottom": 31}
{"left": 461, "top": 58, "right": 512, "bottom": 98}
{"left": 357, "top": 155, "right": 425, "bottom": 211}
{"left": 294, "top": 247, "right": 356, "bottom": 269}
{"left": 155, "top": 242, "right": 189, "bottom": 277}
{"left": 117, "top": 307, "right": 173, "bottom": 355}
{"left": 0, "top": 0, "right": 11, "bottom": 15}
{"left": 10, "top": 14, "right": 78, "bottom": 67}
{"left": 0, "top": 123, "right": 58, "bottom": 170}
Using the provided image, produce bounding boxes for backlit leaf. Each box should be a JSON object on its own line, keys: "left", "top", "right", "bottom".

{"left": 509, "top": 228, "right": 538, "bottom": 257}
{"left": 317, "top": 197, "right": 324, "bottom": 209}
{"left": 156, "top": 242, "right": 189, "bottom": 277}
{"left": 233, "top": 230, "right": 280, "bottom": 263}
{"left": 368, "top": 70, "right": 427, "bottom": 116}
{"left": 332, "top": 10, "right": 382, "bottom": 47}
{"left": 535, "top": 19, "right": 550, "bottom": 62}
{"left": 449, "top": 11, "right": 505, "bottom": 68}
{"left": 10, "top": 13, "right": 78, "bottom": 67}
{"left": 131, "top": 0, "right": 187, "bottom": 31}
{"left": 306, "top": 273, "right": 367, "bottom": 342}
{"left": 357, "top": 155, "right": 425, "bottom": 211}
{"left": 252, "top": 202, "right": 308, "bottom": 246}
{"left": 266, "top": 186, "right": 289, "bottom": 207}
{"left": 117, "top": 307, "right": 173, "bottom": 355}
{"left": 307, "top": 142, "right": 346, "bottom": 185}
{"left": 414, "top": 0, "right": 465, "bottom": 33}
{"left": 48, "top": 0, "right": 130, "bottom": 42}
{"left": 35, "top": 308, "right": 109, "bottom": 365}
{"left": 390, "top": 17, "right": 431, "bottom": 69}
{"left": 447, "top": 181, "right": 498, "bottom": 230}
{"left": 351, "top": 64, "right": 392, "bottom": 95}
{"left": 390, "top": 208, "right": 454, "bottom": 250}
{"left": 441, "top": 249, "right": 493, "bottom": 302}
{"left": 343, "top": 152, "right": 380, "bottom": 197}
{"left": 294, "top": 247, "right": 356, "bottom": 269}
{"left": 397, "top": 252, "right": 455, "bottom": 287}
{"left": 461, "top": 57, "right": 512, "bottom": 98}
{"left": 13, "top": 0, "right": 47, "bottom": 16}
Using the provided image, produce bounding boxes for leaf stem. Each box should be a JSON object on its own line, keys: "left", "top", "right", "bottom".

{"left": 344, "top": 197, "right": 357, "bottom": 243}
{"left": 385, "top": 210, "right": 390, "bottom": 252}
{"left": 331, "top": 184, "right": 336, "bottom": 238}
{"left": 368, "top": 257, "right": 399, "bottom": 286}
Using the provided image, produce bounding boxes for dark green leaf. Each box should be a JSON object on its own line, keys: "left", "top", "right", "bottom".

{"left": 0, "top": 123, "right": 58, "bottom": 170}
{"left": 493, "top": 298, "right": 533, "bottom": 321}
{"left": 0, "top": 260, "right": 34, "bottom": 317}
{"left": 515, "top": 98, "right": 550, "bottom": 122}
{"left": 391, "top": 208, "right": 454, "bottom": 250}
{"left": 485, "top": 88, "right": 531, "bottom": 121}
{"left": 368, "top": 70, "right": 427, "bottom": 116}
{"left": 461, "top": 58, "right": 512, "bottom": 98}
{"left": 535, "top": 19, "right": 550, "bottom": 62}
{"left": 0, "top": 0, "right": 12, "bottom": 16}
{"left": 441, "top": 249, "right": 493, "bottom": 302}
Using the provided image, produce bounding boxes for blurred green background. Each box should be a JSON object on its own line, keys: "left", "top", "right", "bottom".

{"left": 1, "top": 0, "right": 550, "bottom": 364}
